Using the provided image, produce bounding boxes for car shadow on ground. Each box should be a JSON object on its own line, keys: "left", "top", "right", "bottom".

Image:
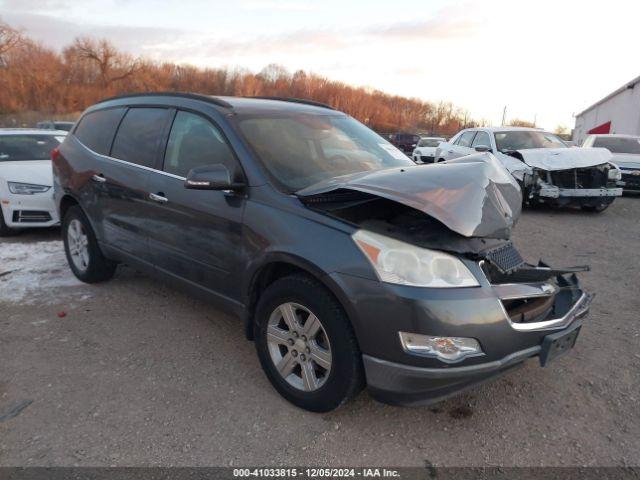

{"left": 0, "top": 226, "right": 61, "bottom": 244}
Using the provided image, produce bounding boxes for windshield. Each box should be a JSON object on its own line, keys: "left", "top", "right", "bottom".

{"left": 0, "top": 135, "right": 62, "bottom": 162}
{"left": 593, "top": 136, "right": 640, "bottom": 154}
{"left": 418, "top": 138, "right": 441, "bottom": 147}
{"left": 495, "top": 131, "right": 567, "bottom": 152}
{"left": 237, "top": 114, "right": 413, "bottom": 191}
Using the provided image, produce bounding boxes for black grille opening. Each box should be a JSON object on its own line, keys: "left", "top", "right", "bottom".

{"left": 548, "top": 168, "right": 608, "bottom": 189}
{"left": 502, "top": 296, "right": 555, "bottom": 324}
{"left": 12, "top": 210, "right": 52, "bottom": 223}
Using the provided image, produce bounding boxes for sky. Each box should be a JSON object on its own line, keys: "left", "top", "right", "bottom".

{"left": 0, "top": 0, "right": 637, "bottom": 130}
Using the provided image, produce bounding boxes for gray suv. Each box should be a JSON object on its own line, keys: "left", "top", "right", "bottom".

{"left": 53, "top": 93, "right": 591, "bottom": 411}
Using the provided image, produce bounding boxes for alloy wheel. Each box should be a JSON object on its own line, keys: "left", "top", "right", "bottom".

{"left": 67, "top": 218, "right": 90, "bottom": 272}
{"left": 266, "top": 302, "right": 332, "bottom": 392}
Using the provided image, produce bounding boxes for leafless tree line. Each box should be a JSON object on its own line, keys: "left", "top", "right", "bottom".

{"left": 0, "top": 19, "right": 481, "bottom": 134}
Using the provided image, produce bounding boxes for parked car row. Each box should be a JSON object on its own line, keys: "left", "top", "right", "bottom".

{"left": 433, "top": 127, "right": 623, "bottom": 212}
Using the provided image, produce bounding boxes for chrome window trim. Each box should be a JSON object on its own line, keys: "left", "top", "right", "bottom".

{"left": 76, "top": 138, "right": 187, "bottom": 180}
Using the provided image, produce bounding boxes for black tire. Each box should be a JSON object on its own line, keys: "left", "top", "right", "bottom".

{"left": 254, "top": 274, "right": 364, "bottom": 412}
{"left": 62, "top": 205, "right": 117, "bottom": 283}
{"left": 0, "top": 209, "right": 20, "bottom": 237}
{"left": 581, "top": 203, "right": 610, "bottom": 213}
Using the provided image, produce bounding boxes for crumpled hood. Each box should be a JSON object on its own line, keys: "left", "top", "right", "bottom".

{"left": 0, "top": 160, "right": 53, "bottom": 185}
{"left": 610, "top": 153, "right": 640, "bottom": 169}
{"left": 516, "top": 147, "right": 613, "bottom": 171}
{"left": 297, "top": 152, "right": 522, "bottom": 239}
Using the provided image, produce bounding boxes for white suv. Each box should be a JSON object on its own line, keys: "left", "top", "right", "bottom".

{"left": 0, "top": 129, "right": 66, "bottom": 235}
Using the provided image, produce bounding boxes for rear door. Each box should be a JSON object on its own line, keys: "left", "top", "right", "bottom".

{"left": 99, "top": 107, "right": 172, "bottom": 261}
{"left": 145, "top": 110, "right": 246, "bottom": 303}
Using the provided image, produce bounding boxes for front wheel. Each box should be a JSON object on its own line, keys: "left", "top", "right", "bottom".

{"left": 62, "top": 205, "right": 117, "bottom": 283}
{"left": 581, "top": 203, "right": 610, "bottom": 213}
{"left": 254, "top": 274, "right": 364, "bottom": 412}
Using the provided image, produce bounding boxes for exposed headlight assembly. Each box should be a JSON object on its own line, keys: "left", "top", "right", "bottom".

{"left": 8, "top": 182, "right": 51, "bottom": 195}
{"left": 608, "top": 167, "right": 622, "bottom": 181}
{"left": 352, "top": 230, "right": 479, "bottom": 288}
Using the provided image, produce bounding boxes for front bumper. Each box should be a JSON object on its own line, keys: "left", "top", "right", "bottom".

{"left": 364, "top": 316, "right": 586, "bottom": 406}
{"left": 0, "top": 191, "right": 59, "bottom": 228}
{"left": 537, "top": 185, "right": 622, "bottom": 199}
{"left": 329, "top": 262, "right": 591, "bottom": 407}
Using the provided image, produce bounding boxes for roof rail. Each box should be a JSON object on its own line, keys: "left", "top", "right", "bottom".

{"left": 98, "top": 92, "right": 233, "bottom": 109}
{"left": 250, "top": 96, "right": 335, "bottom": 110}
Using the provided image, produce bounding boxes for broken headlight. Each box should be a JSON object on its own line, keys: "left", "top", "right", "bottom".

{"left": 608, "top": 167, "right": 622, "bottom": 181}
{"left": 352, "top": 230, "right": 479, "bottom": 288}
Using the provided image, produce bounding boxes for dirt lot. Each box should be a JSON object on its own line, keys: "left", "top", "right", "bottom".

{"left": 1, "top": 198, "right": 639, "bottom": 467}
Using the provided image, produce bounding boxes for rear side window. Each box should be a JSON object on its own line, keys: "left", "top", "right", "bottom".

{"left": 164, "top": 111, "right": 236, "bottom": 177}
{"left": 111, "top": 108, "right": 170, "bottom": 168}
{"left": 74, "top": 108, "right": 125, "bottom": 155}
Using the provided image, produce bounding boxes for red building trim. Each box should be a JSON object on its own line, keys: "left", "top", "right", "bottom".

{"left": 588, "top": 121, "right": 611, "bottom": 135}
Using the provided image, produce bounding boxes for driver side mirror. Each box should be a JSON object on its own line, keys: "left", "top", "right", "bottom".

{"left": 184, "top": 164, "right": 244, "bottom": 191}
{"left": 474, "top": 145, "right": 492, "bottom": 153}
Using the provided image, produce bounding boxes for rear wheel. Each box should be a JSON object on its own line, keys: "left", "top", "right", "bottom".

{"left": 254, "top": 274, "right": 364, "bottom": 412}
{"left": 62, "top": 205, "right": 117, "bottom": 283}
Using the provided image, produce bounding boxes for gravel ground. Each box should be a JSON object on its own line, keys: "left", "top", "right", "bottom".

{"left": 1, "top": 197, "right": 639, "bottom": 467}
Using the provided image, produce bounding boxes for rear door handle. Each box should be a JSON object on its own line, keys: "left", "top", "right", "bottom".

{"left": 149, "top": 192, "right": 168, "bottom": 203}
{"left": 91, "top": 174, "right": 106, "bottom": 183}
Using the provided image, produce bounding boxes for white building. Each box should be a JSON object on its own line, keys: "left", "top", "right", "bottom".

{"left": 573, "top": 75, "right": 640, "bottom": 145}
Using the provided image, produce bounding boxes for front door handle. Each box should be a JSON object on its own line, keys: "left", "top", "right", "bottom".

{"left": 91, "top": 174, "right": 106, "bottom": 183}
{"left": 149, "top": 192, "right": 168, "bottom": 203}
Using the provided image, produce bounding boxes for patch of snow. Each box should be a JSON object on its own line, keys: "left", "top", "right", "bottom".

{"left": 0, "top": 240, "right": 89, "bottom": 304}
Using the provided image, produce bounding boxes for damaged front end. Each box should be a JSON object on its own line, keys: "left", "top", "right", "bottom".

{"left": 511, "top": 148, "right": 623, "bottom": 209}
{"left": 298, "top": 152, "right": 590, "bottom": 340}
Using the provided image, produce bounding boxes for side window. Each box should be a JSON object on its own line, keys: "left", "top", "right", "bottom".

{"left": 163, "top": 111, "right": 237, "bottom": 178}
{"left": 458, "top": 131, "right": 476, "bottom": 147}
{"left": 74, "top": 108, "right": 126, "bottom": 155}
{"left": 111, "top": 108, "right": 170, "bottom": 168}
{"left": 472, "top": 131, "right": 491, "bottom": 148}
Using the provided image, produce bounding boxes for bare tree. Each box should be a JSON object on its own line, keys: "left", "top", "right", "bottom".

{"left": 0, "top": 19, "right": 23, "bottom": 67}
{"left": 508, "top": 118, "right": 536, "bottom": 128}
{"left": 554, "top": 124, "right": 569, "bottom": 135}
{"left": 66, "top": 37, "right": 141, "bottom": 88}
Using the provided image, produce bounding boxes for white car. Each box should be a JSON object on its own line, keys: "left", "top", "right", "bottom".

{"left": 582, "top": 134, "right": 640, "bottom": 192}
{"left": 412, "top": 137, "right": 445, "bottom": 163}
{"left": 435, "top": 127, "right": 622, "bottom": 211}
{"left": 0, "top": 129, "right": 66, "bottom": 235}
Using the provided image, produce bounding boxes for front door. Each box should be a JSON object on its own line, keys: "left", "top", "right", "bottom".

{"left": 447, "top": 130, "right": 477, "bottom": 160}
{"left": 145, "top": 110, "right": 246, "bottom": 303}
